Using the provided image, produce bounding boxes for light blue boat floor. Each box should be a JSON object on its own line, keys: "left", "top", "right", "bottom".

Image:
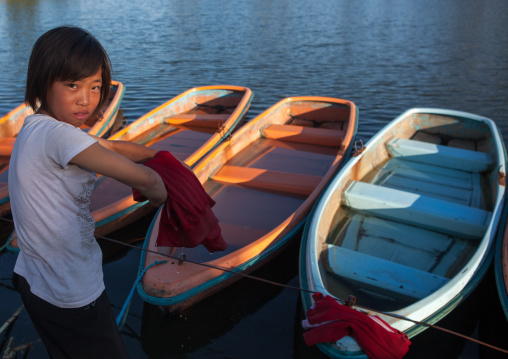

{"left": 326, "top": 135, "right": 491, "bottom": 303}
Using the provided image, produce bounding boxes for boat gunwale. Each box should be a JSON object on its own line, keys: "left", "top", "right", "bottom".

{"left": 495, "top": 198, "right": 508, "bottom": 320}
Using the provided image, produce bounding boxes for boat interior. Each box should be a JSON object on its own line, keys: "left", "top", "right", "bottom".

{"left": 321, "top": 113, "right": 499, "bottom": 311}
{"left": 89, "top": 91, "right": 247, "bottom": 213}
{"left": 176, "top": 101, "right": 353, "bottom": 263}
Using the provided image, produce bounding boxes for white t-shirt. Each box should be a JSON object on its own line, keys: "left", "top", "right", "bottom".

{"left": 9, "top": 114, "right": 104, "bottom": 308}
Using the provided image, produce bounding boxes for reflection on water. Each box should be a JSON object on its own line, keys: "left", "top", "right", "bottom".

{"left": 1, "top": 0, "right": 508, "bottom": 358}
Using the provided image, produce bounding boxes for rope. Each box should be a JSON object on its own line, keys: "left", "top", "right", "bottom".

{"left": 116, "top": 260, "right": 167, "bottom": 329}
{"left": 1, "top": 215, "right": 507, "bottom": 354}
{"left": 95, "top": 234, "right": 508, "bottom": 355}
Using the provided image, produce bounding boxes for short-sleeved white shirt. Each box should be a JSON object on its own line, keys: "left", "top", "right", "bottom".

{"left": 9, "top": 114, "right": 104, "bottom": 308}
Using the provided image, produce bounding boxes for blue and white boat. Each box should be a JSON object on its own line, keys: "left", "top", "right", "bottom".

{"left": 299, "top": 108, "right": 506, "bottom": 358}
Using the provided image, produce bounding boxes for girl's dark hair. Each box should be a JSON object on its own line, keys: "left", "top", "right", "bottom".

{"left": 25, "top": 26, "right": 112, "bottom": 120}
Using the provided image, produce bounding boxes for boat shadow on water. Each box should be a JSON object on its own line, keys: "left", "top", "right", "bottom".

{"left": 69, "top": 212, "right": 508, "bottom": 359}
{"left": 406, "top": 262, "right": 508, "bottom": 359}
{"left": 138, "top": 236, "right": 325, "bottom": 358}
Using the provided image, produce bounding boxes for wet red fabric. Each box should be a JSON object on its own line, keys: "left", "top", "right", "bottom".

{"left": 132, "top": 151, "right": 227, "bottom": 253}
{"left": 303, "top": 292, "right": 410, "bottom": 359}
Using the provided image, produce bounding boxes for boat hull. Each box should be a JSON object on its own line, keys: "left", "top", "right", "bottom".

{"left": 299, "top": 108, "right": 506, "bottom": 358}
{"left": 137, "top": 96, "right": 358, "bottom": 313}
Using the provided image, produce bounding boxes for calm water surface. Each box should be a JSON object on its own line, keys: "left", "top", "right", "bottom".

{"left": 1, "top": 0, "right": 508, "bottom": 358}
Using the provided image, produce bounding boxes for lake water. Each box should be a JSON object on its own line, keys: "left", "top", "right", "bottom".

{"left": 1, "top": 0, "right": 508, "bottom": 358}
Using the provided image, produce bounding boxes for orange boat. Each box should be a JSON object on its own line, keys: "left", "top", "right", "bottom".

{"left": 0, "top": 80, "right": 125, "bottom": 217}
{"left": 136, "top": 96, "right": 358, "bottom": 313}
{"left": 6, "top": 85, "right": 253, "bottom": 251}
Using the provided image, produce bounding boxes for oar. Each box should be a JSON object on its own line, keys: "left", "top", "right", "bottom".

{"left": 116, "top": 260, "right": 167, "bottom": 329}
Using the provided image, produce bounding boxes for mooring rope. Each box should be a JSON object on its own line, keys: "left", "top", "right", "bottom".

{"left": 1, "top": 215, "right": 507, "bottom": 355}
{"left": 94, "top": 234, "right": 508, "bottom": 355}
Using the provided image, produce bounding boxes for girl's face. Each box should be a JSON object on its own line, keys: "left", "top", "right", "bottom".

{"left": 41, "top": 70, "right": 102, "bottom": 127}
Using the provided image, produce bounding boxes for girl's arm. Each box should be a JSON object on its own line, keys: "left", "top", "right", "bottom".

{"left": 70, "top": 142, "right": 167, "bottom": 207}
{"left": 90, "top": 135, "right": 157, "bottom": 163}
{"left": 92, "top": 135, "right": 193, "bottom": 170}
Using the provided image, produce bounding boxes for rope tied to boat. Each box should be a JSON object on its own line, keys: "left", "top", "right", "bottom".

{"left": 1, "top": 215, "right": 507, "bottom": 355}
{"left": 93, "top": 234, "right": 508, "bottom": 355}
{"left": 353, "top": 139, "right": 365, "bottom": 156}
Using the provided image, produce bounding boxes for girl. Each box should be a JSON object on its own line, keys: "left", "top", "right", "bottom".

{"left": 9, "top": 26, "right": 167, "bottom": 358}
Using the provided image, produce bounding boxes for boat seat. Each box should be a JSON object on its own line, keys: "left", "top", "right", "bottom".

{"left": 326, "top": 245, "right": 450, "bottom": 300}
{"left": 344, "top": 181, "right": 491, "bottom": 239}
{"left": 211, "top": 165, "right": 322, "bottom": 196}
{"left": 386, "top": 138, "right": 493, "bottom": 173}
{"left": 262, "top": 124, "right": 344, "bottom": 148}
{"left": 370, "top": 158, "right": 484, "bottom": 208}
{"left": 166, "top": 113, "right": 231, "bottom": 128}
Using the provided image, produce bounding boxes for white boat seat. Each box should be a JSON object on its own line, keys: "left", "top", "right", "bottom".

{"left": 326, "top": 245, "right": 450, "bottom": 300}
{"left": 370, "top": 158, "right": 484, "bottom": 208}
{"left": 344, "top": 181, "right": 491, "bottom": 239}
{"left": 386, "top": 138, "right": 492, "bottom": 172}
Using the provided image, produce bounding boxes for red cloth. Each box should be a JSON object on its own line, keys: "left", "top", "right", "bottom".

{"left": 132, "top": 151, "right": 227, "bottom": 253}
{"left": 303, "top": 292, "right": 410, "bottom": 359}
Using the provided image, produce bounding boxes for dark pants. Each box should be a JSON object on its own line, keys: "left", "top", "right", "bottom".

{"left": 14, "top": 273, "right": 129, "bottom": 359}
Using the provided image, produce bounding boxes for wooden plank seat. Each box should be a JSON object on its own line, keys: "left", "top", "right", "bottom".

{"left": 211, "top": 165, "right": 322, "bottom": 196}
{"left": 371, "top": 158, "right": 484, "bottom": 208}
{"left": 344, "top": 181, "right": 491, "bottom": 239}
{"left": 165, "top": 114, "right": 231, "bottom": 128}
{"left": 326, "top": 245, "right": 450, "bottom": 300}
{"left": 262, "top": 124, "right": 344, "bottom": 148}
{"left": 386, "top": 138, "right": 493, "bottom": 172}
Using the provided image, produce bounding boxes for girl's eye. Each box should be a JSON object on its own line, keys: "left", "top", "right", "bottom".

{"left": 67, "top": 83, "right": 78, "bottom": 89}
{"left": 92, "top": 85, "right": 102, "bottom": 91}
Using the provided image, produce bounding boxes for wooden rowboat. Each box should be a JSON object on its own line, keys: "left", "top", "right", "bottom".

{"left": 495, "top": 200, "right": 508, "bottom": 320}
{"left": 0, "top": 80, "right": 125, "bottom": 217}
{"left": 299, "top": 108, "right": 506, "bottom": 358}
{"left": 6, "top": 85, "right": 253, "bottom": 252}
{"left": 136, "top": 96, "right": 358, "bottom": 313}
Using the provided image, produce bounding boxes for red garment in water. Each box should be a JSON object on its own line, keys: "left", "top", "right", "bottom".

{"left": 132, "top": 151, "right": 227, "bottom": 253}
{"left": 303, "top": 292, "right": 410, "bottom": 359}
